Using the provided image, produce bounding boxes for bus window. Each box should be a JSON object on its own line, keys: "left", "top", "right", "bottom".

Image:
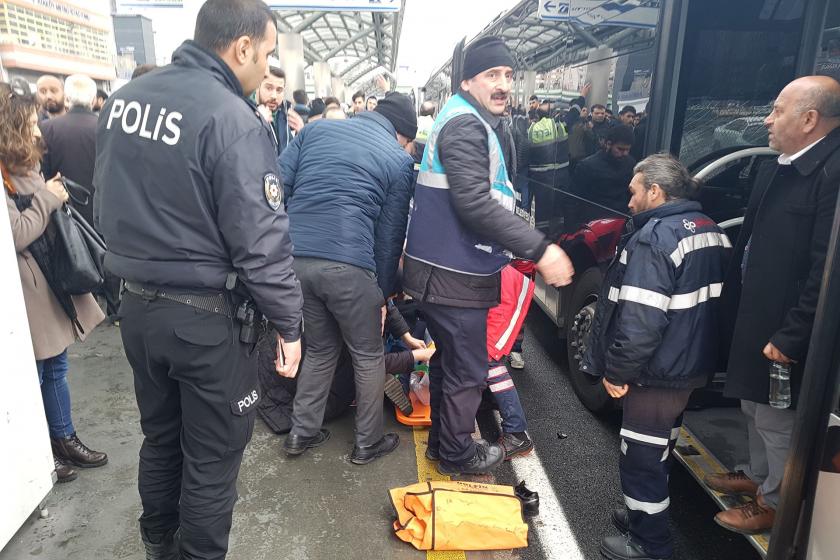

{"left": 815, "top": 1, "right": 840, "bottom": 81}
{"left": 672, "top": 0, "right": 807, "bottom": 167}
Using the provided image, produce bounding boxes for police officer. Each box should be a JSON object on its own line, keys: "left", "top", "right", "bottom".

{"left": 93, "top": 1, "right": 303, "bottom": 558}
{"left": 528, "top": 99, "right": 570, "bottom": 236}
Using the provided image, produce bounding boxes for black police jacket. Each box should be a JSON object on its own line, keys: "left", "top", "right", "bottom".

{"left": 93, "top": 41, "right": 303, "bottom": 341}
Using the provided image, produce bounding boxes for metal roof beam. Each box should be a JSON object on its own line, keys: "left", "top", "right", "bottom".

{"left": 324, "top": 24, "right": 376, "bottom": 60}
{"left": 568, "top": 21, "right": 601, "bottom": 48}
{"left": 292, "top": 11, "right": 324, "bottom": 33}
{"left": 275, "top": 15, "right": 324, "bottom": 62}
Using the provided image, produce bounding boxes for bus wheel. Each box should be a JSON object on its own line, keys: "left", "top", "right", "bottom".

{"left": 565, "top": 268, "right": 613, "bottom": 414}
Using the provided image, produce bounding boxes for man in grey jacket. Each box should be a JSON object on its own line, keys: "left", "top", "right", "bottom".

{"left": 403, "top": 36, "right": 574, "bottom": 475}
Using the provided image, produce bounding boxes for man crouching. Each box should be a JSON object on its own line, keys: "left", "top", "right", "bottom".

{"left": 581, "top": 154, "right": 732, "bottom": 560}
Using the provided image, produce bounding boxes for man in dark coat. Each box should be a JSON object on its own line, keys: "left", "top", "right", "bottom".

{"left": 402, "top": 37, "right": 574, "bottom": 476}
{"left": 40, "top": 74, "right": 98, "bottom": 226}
{"left": 279, "top": 92, "right": 416, "bottom": 465}
{"left": 711, "top": 76, "right": 840, "bottom": 535}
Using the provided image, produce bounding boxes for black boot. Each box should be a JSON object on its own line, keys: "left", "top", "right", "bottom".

{"left": 140, "top": 527, "right": 180, "bottom": 560}
{"left": 283, "top": 429, "right": 330, "bottom": 456}
{"left": 350, "top": 433, "right": 400, "bottom": 465}
{"left": 54, "top": 456, "right": 77, "bottom": 483}
{"left": 51, "top": 434, "right": 108, "bottom": 468}
{"left": 600, "top": 534, "right": 672, "bottom": 560}
{"left": 437, "top": 441, "right": 504, "bottom": 475}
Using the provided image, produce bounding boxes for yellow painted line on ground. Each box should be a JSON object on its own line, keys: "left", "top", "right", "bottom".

{"left": 412, "top": 425, "right": 468, "bottom": 560}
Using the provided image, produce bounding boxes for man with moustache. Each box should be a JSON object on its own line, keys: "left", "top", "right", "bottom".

{"left": 403, "top": 36, "right": 574, "bottom": 476}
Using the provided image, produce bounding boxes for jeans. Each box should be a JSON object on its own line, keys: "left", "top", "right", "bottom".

{"left": 36, "top": 349, "right": 75, "bottom": 439}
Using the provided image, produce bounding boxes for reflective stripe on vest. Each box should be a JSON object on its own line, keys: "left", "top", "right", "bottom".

{"left": 406, "top": 94, "right": 515, "bottom": 276}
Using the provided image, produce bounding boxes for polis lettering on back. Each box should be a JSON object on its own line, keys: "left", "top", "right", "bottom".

{"left": 106, "top": 98, "right": 183, "bottom": 146}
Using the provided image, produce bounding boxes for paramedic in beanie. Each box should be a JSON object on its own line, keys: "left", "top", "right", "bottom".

{"left": 402, "top": 36, "right": 574, "bottom": 475}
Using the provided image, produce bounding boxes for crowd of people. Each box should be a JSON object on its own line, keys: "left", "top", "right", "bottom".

{"left": 2, "top": 1, "right": 840, "bottom": 560}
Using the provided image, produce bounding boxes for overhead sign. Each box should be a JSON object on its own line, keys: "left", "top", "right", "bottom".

{"left": 267, "top": 0, "right": 400, "bottom": 12}
{"left": 538, "top": 1, "right": 658, "bottom": 29}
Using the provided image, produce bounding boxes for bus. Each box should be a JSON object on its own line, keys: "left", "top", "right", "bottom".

{"left": 423, "top": 1, "right": 840, "bottom": 558}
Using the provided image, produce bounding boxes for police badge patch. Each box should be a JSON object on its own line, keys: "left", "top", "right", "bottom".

{"left": 264, "top": 173, "right": 282, "bottom": 210}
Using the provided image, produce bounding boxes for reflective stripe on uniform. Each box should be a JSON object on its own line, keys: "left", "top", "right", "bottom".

{"left": 417, "top": 170, "right": 449, "bottom": 189}
{"left": 624, "top": 495, "right": 670, "bottom": 515}
{"left": 490, "top": 379, "right": 515, "bottom": 392}
{"left": 670, "top": 231, "right": 732, "bottom": 267}
{"left": 617, "top": 286, "right": 671, "bottom": 312}
{"left": 494, "top": 275, "right": 532, "bottom": 351}
{"left": 619, "top": 249, "right": 628, "bottom": 264}
{"left": 620, "top": 439, "right": 628, "bottom": 455}
{"left": 488, "top": 366, "right": 508, "bottom": 379}
{"left": 619, "top": 428, "right": 669, "bottom": 447}
{"left": 668, "top": 282, "right": 723, "bottom": 310}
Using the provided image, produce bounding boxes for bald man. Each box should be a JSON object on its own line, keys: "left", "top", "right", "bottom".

{"left": 36, "top": 75, "right": 66, "bottom": 120}
{"left": 712, "top": 76, "right": 840, "bottom": 536}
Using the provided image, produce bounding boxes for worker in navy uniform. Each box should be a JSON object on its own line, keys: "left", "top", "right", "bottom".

{"left": 93, "top": 1, "right": 303, "bottom": 558}
{"left": 402, "top": 37, "right": 574, "bottom": 476}
{"left": 582, "top": 154, "right": 731, "bottom": 560}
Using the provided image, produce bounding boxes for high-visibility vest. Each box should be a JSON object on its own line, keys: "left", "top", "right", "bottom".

{"left": 528, "top": 117, "right": 569, "bottom": 173}
{"left": 405, "top": 93, "right": 515, "bottom": 276}
{"left": 390, "top": 480, "right": 529, "bottom": 551}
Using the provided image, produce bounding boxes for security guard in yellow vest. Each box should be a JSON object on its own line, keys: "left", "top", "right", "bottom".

{"left": 528, "top": 100, "right": 569, "bottom": 237}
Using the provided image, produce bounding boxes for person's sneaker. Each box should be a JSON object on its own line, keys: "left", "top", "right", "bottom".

{"left": 704, "top": 470, "right": 759, "bottom": 496}
{"left": 611, "top": 507, "right": 630, "bottom": 534}
{"left": 350, "top": 433, "right": 400, "bottom": 465}
{"left": 54, "top": 456, "right": 77, "bottom": 483}
{"left": 51, "top": 434, "right": 108, "bottom": 468}
{"left": 509, "top": 352, "right": 525, "bottom": 370}
{"left": 600, "top": 534, "right": 672, "bottom": 560}
{"left": 283, "top": 429, "right": 330, "bottom": 456}
{"left": 499, "top": 432, "right": 534, "bottom": 460}
{"left": 384, "top": 375, "right": 413, "bottom": 415}
{"left": 437, "top": 441, "right": 504, "bottom": 475}
{"left": 714, "top": 500, "right": 775, "bottom": 535}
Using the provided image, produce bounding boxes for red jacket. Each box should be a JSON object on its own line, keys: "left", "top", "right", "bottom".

{"left": 487, "top": 262, "right": 535, "bottom": 361}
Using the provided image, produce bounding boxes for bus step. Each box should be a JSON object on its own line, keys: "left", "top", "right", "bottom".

{"left": 673, "top": 426, "right": 770, "bottom": 559}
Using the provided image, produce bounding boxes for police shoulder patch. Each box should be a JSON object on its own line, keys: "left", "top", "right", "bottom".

{"left": 264, "top": 173, "right": 282, "bottom": 211}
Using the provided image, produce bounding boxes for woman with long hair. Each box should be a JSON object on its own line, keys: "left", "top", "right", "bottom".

{"left": 1, "top": 81, "right": 107, "bottom": 483}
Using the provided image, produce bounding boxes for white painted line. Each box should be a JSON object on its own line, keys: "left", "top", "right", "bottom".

{"left": 495, "top": 413, "right": 586, "bottom": 559}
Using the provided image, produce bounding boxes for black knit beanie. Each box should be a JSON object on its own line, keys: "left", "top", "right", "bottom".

{"left": 374, "top": 92, "right": 418, "bottom": 140}
{"left": 462, "top": 36, "right": 515, "bottom": 81}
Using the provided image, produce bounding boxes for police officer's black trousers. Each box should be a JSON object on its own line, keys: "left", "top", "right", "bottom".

{"left": 421, "top": 303, "right": 489, "bottom": 464}
{"left": 119, "top": 292, "right": 259, "bottom": 560}
{"left": 619, "top": 385, "right": 692, "bottom": 559}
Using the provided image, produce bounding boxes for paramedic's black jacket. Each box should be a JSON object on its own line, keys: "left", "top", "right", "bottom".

{"left": 93, "top": 40, "right": 303, "bottom": 340}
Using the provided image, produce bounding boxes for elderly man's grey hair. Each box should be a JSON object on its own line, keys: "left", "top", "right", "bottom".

{"left": 64, "top": 74, "right": 97, "bottom": 109}
{"left": 633, "top": 153, "right": 702, "bottom": 201}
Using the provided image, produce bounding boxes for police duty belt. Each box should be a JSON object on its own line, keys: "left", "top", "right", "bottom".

{"left": 123, "top": 282, "right": 232, "bottom": 318}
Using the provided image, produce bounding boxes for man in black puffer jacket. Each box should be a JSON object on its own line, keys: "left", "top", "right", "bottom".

{"left": 279, "top": 92, "right": 415, "bottom": 465}
{"left": 581, "top": 154, "right": 731, "bottom": 560}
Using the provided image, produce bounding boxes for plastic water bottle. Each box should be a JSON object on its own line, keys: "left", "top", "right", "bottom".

{"left": 769, "top": 361, "right": 792, "bottom": 409}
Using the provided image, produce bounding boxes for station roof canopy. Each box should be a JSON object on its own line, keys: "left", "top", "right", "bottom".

{"left": 269, "top": 0, "right": 406, "bottom": 88}
{"left": 424, "top": 0, "right": 659, "bottom": 94}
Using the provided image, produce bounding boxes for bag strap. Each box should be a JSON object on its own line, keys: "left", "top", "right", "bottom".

{"left": 1, "top": 161, "right": 16, "bottom": 195}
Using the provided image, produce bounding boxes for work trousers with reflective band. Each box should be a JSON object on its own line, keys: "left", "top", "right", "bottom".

{"left": 487, "top": 362, "right": 527, "bottom": 433}
{"left": 619, "top": 385, "right": 692, "bottom": 559}
{"left": 119, "top": 292, "right": 259, "bottom": 560}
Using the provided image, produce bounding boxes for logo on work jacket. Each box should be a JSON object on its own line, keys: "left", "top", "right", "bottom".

{"left": 264, "top": 173, "right": 282, "bottom": 210}
{"left": 683, "top": 219, "right": 696, "bottom": 233}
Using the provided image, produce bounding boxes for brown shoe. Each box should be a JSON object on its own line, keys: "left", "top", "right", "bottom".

{"left": 705, "top": 470, "right": 758, "bottom": 496}
{"left": 54, "top": 456, "right": 77, "bottom": 483}
{"left": 51, "top": 434, "right": 108, "bottom": 468}
{"left": 714, "top": 501, "right": 775, "bottom": 534}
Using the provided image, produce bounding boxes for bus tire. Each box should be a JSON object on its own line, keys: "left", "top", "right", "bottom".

{"left": 565, "top": 267, "right": 613, "bottom": 414}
